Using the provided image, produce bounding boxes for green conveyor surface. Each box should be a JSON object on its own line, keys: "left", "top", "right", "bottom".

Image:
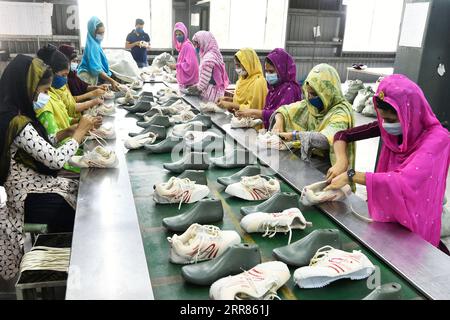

{"left": 125, "top": 145, "right": 425, "bottom": 300}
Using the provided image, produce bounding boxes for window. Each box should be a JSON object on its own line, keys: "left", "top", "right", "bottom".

{"left": 78, "top": 0, "right": 172, "bottom": 48}
{"left": 343, "top": 0, "right": 404, "bottom": 52}
{"left": 210, "top": 0, "right": 289, "bottom": 50}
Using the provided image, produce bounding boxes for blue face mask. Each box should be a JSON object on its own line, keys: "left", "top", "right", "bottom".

{"left": 265, "top": 73, "right": 278, "bottom": 85}
{"left": 195, "top": 47, "right": 200, "bottom": 55}
{"left": 382, "top": 122, "right": 402, "bottom": 136}
{"left": 33, "top": 92, "right": 50, "bottom": 110}
{"left": 52, "top": 75, "right": 68, "bottom": 89}
{"left": 176, "top": 35, "right": 185, "bottom": 43}
{"left": 136, "top": 28, "right": 143, "bottom": 34}
{"left": 309, "top": 96, "right": 324, "bottom": 111}
{"left": 95, "top": 34, "right": 104, "bottom": 42}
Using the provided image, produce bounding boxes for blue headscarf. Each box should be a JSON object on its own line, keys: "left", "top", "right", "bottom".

{"left": 78, "top": 16, "right": 111, "bottom": 77}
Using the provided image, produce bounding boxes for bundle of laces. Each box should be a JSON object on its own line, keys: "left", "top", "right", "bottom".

{"left": 20, "top": 246, "right": 71, "bottom": 273}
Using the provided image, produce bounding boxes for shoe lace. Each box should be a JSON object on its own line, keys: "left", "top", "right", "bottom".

{"left": 309, "top": 245, "right": 334, "bottom": 266}
{"left": 261, "top": 220, "right": 293, "bottom": 245}
{"left": 241, "top": 175, "right": 272, "bottom": 198}
{"left": 237, "top": 268, "right": 281, "bottom": 300}
{"left": 192, "top": 225, "right": 220, "bottom": 263}
{"left": 174, "top": 178, "right": 195, "bottom": 210}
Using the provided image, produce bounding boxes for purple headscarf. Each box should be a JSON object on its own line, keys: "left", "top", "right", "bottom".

{"left": 263, "top": 48, "right": 301, "bottom": 129}
{"left": 173, "top": 22, "right": 199, "bottom": 87}
{"left": 366, "top": 74, "right": 450, "bottom": 246}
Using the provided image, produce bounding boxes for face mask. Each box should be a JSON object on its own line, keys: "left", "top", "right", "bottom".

{"left": 95, "top": 34, "right": 104, "bottom": 42}
{"left": 265, "top": 73, "right": 278, "bottom": 85}
{"left": 382, "top": 122, "right": 402, "bottom": 136}
{"left": 235, "top": 68, "right": 247, "bottom": 77}
{"left": 33, "top": 92, "right": 50, "bottom": 110}
{"left": 136, "top": 28, "right": 143, "bottom": 34}
{"left": 52, "top": 74, "right": 68, "bottom": 89}
{"left": 309, "top": 96, "right": 324, "bottom": 111}
{"left": 195, "top": 47, "right": 200, "bottom": 55}
{"left": 70, "top": 62, "right": 78, "bottom": 72}
{"left": 176, "top": 35, "right": 185, "bottom": 43}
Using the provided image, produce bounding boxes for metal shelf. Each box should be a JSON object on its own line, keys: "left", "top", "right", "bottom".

{"left": 286, "top": 40, "right": 343, "bottom": 46}
{"left": 288, "top": 8, "right": 346, "bottom": 17}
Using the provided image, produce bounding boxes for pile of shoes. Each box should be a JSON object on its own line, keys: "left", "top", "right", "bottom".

{"left": 300, "top": 180, "right": 352, "bottom": 206}
{"left": 230, "top": 116, "right": 263, "bottom": 129}
{"left": 225, "top": 175, "right": 280, "bottom": 201}
{"left": 69, "top": 146, "right": 118, "bottom": 168}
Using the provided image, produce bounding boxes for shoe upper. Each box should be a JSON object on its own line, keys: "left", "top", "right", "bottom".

{"left": 124, "top": 132, "right": 158, "bottom": 149}
{"left": 172, "top": 121, "right": 205, "bottom": 137}
{"left": 199, "top": 102, "right": 225, "bottom": 113}
{"left": 225, "top": 175, "right": 280, "bottom": 201}
{"left": 154, "top": 177, "right": 209, "bottom": 205}
{"left": 231, "top": 116, "right": 262, "bottom": 128}
{"left": 300, "top": 180, "right": 351, "bottom": 206}
{"left": 74, "top": 146, "right": 118, "bottom": 168}
{"left": 257, "top": 132, "right": 289, "bottom": 150}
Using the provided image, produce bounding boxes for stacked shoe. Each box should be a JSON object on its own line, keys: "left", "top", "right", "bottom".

{"left": 225, "top": 175, "right": 280, "bottom": 201}
{"left": 86, "top": 123, "right": 116, "bottom": 140}
{"left": 199, "top": 102, "right": 225, "bottom": 114}
{"left": 210, "top": 148, "right": 256, "bottom": 169}
{"left": 124, "top": 132, "right": 158, "bottom": 150}
{"left": 217, "top": 165, "right": 261, "bottom": 186}
{"left": 85, "top": 104, "right": 115, "bottom": 117}
{"left": 69, "top": 146, "right": 118, "bottom": 168}
{"left": 230, "top": 116, "right": 263, "bottom": 129}
{"left": 183, "top": 131, "right": 224, "bottom": 152}
{"left": 293, "top": 246, "right": 375, "bottom": 289}
{"left": 182, "top": 243, "right": 261, "bottom": 286}
{"left": 172, "top": 121, "right": 207, "bottom": 137}
{"left": 163, "top": 151, "right": 210, "bottom": 173}
{"left": 144, "top": 135, "right": 183, "bottom": 153}
{"left": 128, "top": 124, "right": 166, "bottom": 139}
{"left": 240, "top": 208, "right": 312, "bottom": 244}
{"left": 258, "top": 131, "right": 290, "bottom": 150}
{"left": 167, "top": 224, "right": 241, "bottom": 264}
{"left": 209, "top": 261, "right": 290, "bottom": 300}
{"left": 240, "top": 192, "right": 300, "bottom": 216}
{"left": 153, "top": 177, "right": 210, "bottom": 208}
{"left": 137, "top": 114, "right": 171, "bottom": 128}
{"left": 300, "top": 180, "right": 352, "bottom": 206}
{"left": 123, "top": 100, "right": 153, "bottom": 114}
{"left": 169, "top": 110, "right": 196, "bottom": 124}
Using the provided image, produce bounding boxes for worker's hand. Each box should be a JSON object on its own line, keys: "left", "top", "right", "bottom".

{"left": 98, "top": 84, "right": 110, "bottom": 91}
{"left": 324, "top": 172, "right": 349, "bottom": 191}
{"left": 77, "top": 115, "right": 96, "bottom": 134}
{"left": 271, "top": 120, "right": 283, "bottom": 133}
{"left": 93, "top": 116, "right": 103, "bottom": 129}
{"left": 278, "top": 132, "right": 293, "bottom": 141}
{"left": 110, "top": 81, "right": 120, "bottom": 92}
{"left": 92, "top": 88, "right": 106, "bottom": 98}
{"left": 235, "top": 109, "right": 255, "bottom": 118}
{"left": 94, "top": 97, "right": 103, "bottom": 106}
{"left": 167, "top": 63, "right": 176, "bottom": 70}
{"left": 326, "top": 159, "right": 349, "bottom": 182}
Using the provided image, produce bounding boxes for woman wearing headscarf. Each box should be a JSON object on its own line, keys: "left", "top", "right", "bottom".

{"left": 272, "top": 63, "right": 355, "bottom": 168}
{"left": 168, "top": 22, "right": 199, "bottom": 88}
{"left": 325, "top": 74, "right": 450, "bottom": 249}
{"left": 0, "top": 55, "right": 96, "bottom": 280}
{"left": 187, "top": 31, "right": 229, "bottom": 102}
{"left": 58, "top": 44, "right": 108, "bottom": 102}
{"left": 235, "top": 48, "right": 301, "bottom": 129}
{"left": 216, "top": 48, "right": 267, "bottom": 112}
{"left": 77, "top": 16, "right": 120, "bottom": 91}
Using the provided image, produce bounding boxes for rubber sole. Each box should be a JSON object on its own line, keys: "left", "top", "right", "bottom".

{"left": 295, "top": 267, "right": 374, "bottom": 289}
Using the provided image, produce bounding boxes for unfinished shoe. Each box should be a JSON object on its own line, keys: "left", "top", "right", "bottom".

{"left": 136, "top": 108, "right": 163, "bottom": 119}
{"left": 258, "top": 131, "right": 291, "bottom": 150}
{"left": 153, "top": 177, "right": 210, "bottom": 207}
{"left": 116, "top": 91, "right": 135, "bottom": 106}
{"left": 176, "top": 170, "right": 207, "bottom": 185}
{"left": 230, "top": 116, "right": 263, "bottom": 129}
{"left": 169, "top": 110, "right": 197, "bottom": 124}
{"left": 273, "top": 229, "right": 342, "bottom": 267}
{"left": 199, "top": 102, "right": 225, "bottom": 114}
{"left": 225, "top": 175, "right": 280, "bottom": 201}
{"left": 209, "top": 261, "right": 290, "bottom": 300}
{"left": 103, "top": 90, "right": 115, "bottom": 100}
{"left": 168, "top": 224, "right": 241, "bottom": 264}
{"left": 300, "top": 180, "right": 352, "bottom": 206}
{"left": 183, "top": 131, "right": 224, "bottom": 152}
{"left": 124, "top": 132, "right": 158, "bottom": 150}
{"left": 129, "top": 80, "right": 143, "bottom": 90}
{"left": 123, "top": 100, "right": 152, "bottom": 113}
{"left": 162, "top": 198, "right": 223, "bottom": 232}
{"left": 217, "top": 165, "right": 261, "bottom": 186}
{"left": 240, "top": 192, "right": 300, "bottom": 216}
{"left": 163, "top": 151, "right": 209, "bottom": 173}
{"left": 210, "top": 148, "right": 256, "bottom": 169}
{"left": 86, "top": 123, "right": 116, "bottom": 140}
{"left": 69, "top": 146, "right": 118, "bottom": 168}
{"left": 128, "top": 124, "right": 166, "bottom": 139}
{"left": 293, "top": 246, "right": 375, "bottom": 289}
{"left": 187, "top": 114, "right": 212, "bottom": 128}
{"left": 181, "top": 243, "right": 261, "bottom": 286}
{"left": 240, "top": 208, "right": 312, "bottom": 244}
{"left": 137, "top": 114, "right": 171, "bottom": 128}
{"left": 362, "top": 283, "right": 403, "bottom": 300}
{"left": 144, "top": 135, "right": 183, "bottom": 153}
{"left": 85, "top": 103, "right": 115, "bottom": 117}
{"left": 172, "top": 121, "right": 207, "bottom": 137}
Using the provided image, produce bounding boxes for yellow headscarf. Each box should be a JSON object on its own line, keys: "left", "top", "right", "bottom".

{"left": 35, "top": 88, "right": 72, "bottom": 131}
{"left": 52, "top": 84, "right": 80, "bottom": 119}
{"left": 233, "top": 48, "right": 268, "bottom": 110}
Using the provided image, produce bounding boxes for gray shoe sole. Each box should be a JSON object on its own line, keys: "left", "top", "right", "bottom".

{"left": 217, "top": 165, "right": 261, "bottom": 186}
{"left": 362, "top": 283, "right": 403, "bottom": 300}
{"left": 240, "top": 192, "right": 299, "bottom": 215}
{"left": 211, "top": 149, "right": 256, "bottom": 169}
{"left": 128, "top": 125, "right": 167, "bottom": 140}
{"left": 163, "top": 152, "right": 210, "bottom": 173}
{"left": 144, "top": 136, "right": 183, "bottom": 153}
{"left": 137, "top": 115, "right": 171, "bottom": 128}
{"left": 176, "top": 170, "right": 208, "bottom": 185}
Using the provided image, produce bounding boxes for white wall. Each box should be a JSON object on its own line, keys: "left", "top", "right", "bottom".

{"left": 0, "top": 1, "right": 53, "bottom": 36}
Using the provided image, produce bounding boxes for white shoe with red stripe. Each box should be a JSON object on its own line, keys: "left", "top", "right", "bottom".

{"left": 225, "top": 175, "right": 280, "bottom": 201}
{"left": 240, "top": 208, "right": 312, "bottom": 244}
{"left": 168, "top": 224, "right": 241, "bottom": 265}
{"left": 293, "top": 246, "right": 375, "bottom": 289}
{"left": 209, "top": 261, "right": 290, "bottom": 300}
{"left": 153, "top": 177, "right": 210, "bottom": 208}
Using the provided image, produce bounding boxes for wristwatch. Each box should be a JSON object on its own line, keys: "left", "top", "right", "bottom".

{"left": 347, "top": 169, "right": 356, "bottom": 184}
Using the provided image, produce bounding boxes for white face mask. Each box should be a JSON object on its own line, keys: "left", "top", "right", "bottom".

{"left": 70, "top": 62, "right": 78, "bottom": 72}
{"left": 33, "top": 92, "right": 50, "bottom": 110}
{"left": 235, "top": 68, "right": 247, "bottom": 77}
{"left": 382, "top": 122, "right": 402, "bottom": 136}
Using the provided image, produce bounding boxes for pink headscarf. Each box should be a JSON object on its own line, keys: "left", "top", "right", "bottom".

{"left": 172, "top": 22, "right": 198, "bottom": 86}
{"left": 366, "top": 74, "right": 450, "bottom": 246}
{"left": 192, "top": 31, "right": 229, "bottom": 89}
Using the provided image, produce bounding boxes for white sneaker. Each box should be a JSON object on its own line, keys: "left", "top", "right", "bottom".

{"left": 293, "top": 246, "right": 375, "bottom": 289}
{"left": 300, "top": 181, "right": 352, "bottom": 206}
{"left": 153, "top": 177, "right": 210, "bottom": 208}
{"left": 86, "top": 123, "right": 116, "bottom": 140}
{"left": 225, "top": 175, "right": 280, "bottom": 201}
{"left": 103, "top": 90, "right": 115, "bottom": 100}
{"left": 258, "top": 131, "right": 290, "bottom": 150}
{"left": 124, "top": 132, "right": 158, "bottom": 150}
{"left": 116, "top": 91, "right": 135, "bottom": 105}
{"left": 69, "top": 146, "right": 118, "bottom": 168}
{"left": 240, "top": 208, "right": 312, "bottom": 244}
{"left": 129, "top": 80, "right": 143, "bottom": 90}
{"left": 183, "top": 131, "right": 222, "bottom": 151}
{"left": 88, "top": 103, "right": 115, "bottom": 117}
{"left": 169, "top": 110, "right": 196, "bottom": 124}
{"left": 163, "top": 101, "right": 191, "bottom": 115}
{"left": 231, "top": 116, "right": 263, "bottom": 129}
{"left": 199, "top": 102, "right": 225, "bottom": 113}
{"left": 172, "top": 121, "right": 205, "bottom": 137}
{"left": 167, "top": 224, "right": 241, "bottom": 264}
{"left": 210, "top": 261, "right": 290, "bottom": 300}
